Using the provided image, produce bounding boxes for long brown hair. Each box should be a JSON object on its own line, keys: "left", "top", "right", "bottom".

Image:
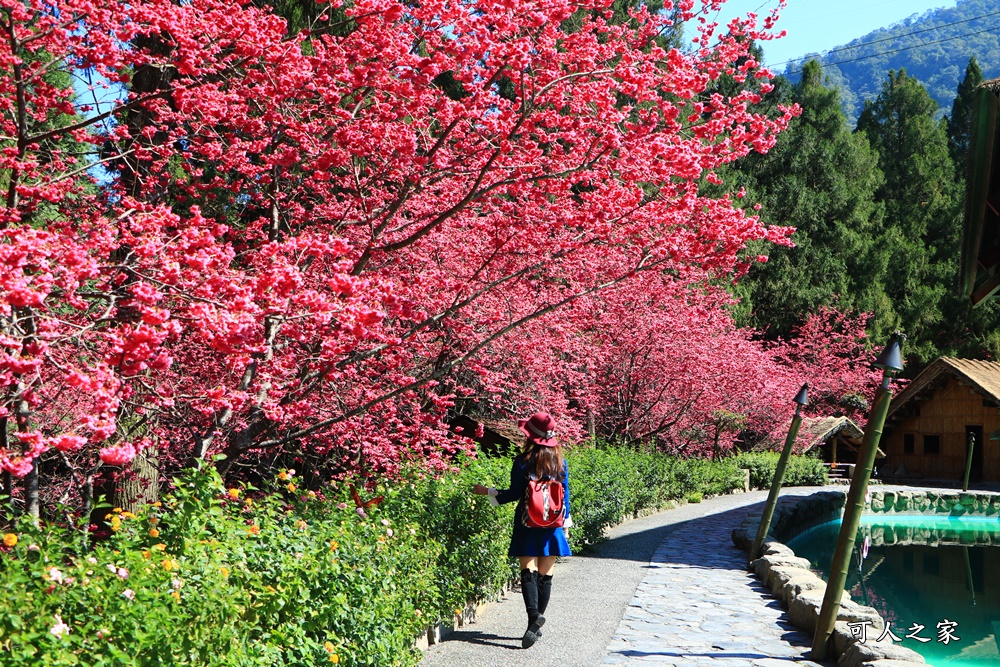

{"left": 524, "top": 441, "right": 564, "bottom": 480}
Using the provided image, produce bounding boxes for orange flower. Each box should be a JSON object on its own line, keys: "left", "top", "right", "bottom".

{"left": 248, "top": 525, "right": 260, "bottom": 536}
{"left": 2, "top": 533, "right": 16, "bottom": 547}
{"left": 152, "top": 543, "right": 167, "bottom": 552}
{"left": 228, "top": 488, "right": 240, "bottom": 499}
{"left": 286, "top": 483, "right": 297, "bottom": 493}
{"left": 148, "top": 528, "right": 160, "bottom": 538}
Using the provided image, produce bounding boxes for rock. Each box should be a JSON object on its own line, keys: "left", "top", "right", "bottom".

{"left": 838, "top": 638, "right": 926, "bottom": 667}
{"left": 779, "top": 572, "right": 828, "bottom": 606}
{"left": 762, "top": 541, "right": 796, "bottom": 558}
{"left": 767, "top": 565, "right": 814, "bottom": 597}
{"left": 897, "top": 492, "right": 915, "bottom": 512}
{"left": 752, "top": 554, "right": 811, "bottom": 581}
{"left": 870, "top": 492, "right": 885, "bottom": 512}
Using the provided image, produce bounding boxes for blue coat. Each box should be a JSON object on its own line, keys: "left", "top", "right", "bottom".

{"left": 494, "top": 453, "right": 571, "bottom": 558}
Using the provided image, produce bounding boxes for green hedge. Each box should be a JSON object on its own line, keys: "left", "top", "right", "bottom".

{"left": 732, "top": 452, "right": 829, "bottom": 489}
{"left": 0, "top": 447, "right": 807, "bottom": 666}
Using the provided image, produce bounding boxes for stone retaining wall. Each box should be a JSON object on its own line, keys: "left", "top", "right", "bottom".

{"left": 729, "top": 489, "right": 1000, "bottom": 667}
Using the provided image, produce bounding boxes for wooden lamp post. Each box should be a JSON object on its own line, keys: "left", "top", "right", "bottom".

{"left": 749, "top": 382, "right": 809, "bottom": 561}
{"left": 811, "top": 333, "right": 904, "bottom": 660}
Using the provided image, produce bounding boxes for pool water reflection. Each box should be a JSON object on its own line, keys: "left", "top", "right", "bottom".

{"left": 786, "top": 515, "right": 1000, "bottom": 667}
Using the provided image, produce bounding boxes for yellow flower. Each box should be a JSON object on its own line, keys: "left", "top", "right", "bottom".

{"left": 3, "top": 533, "right": 17, "bottom": 548}
{"left": 220, "top": 567, "right": 229, "bottom": 578}
{"left": 152, "top": 501, "right": 162, "bottom": 508}
{"left": 307, "top": 491, "right": 317, "bottom": 499}
{"left": 110, "top": 516, "right": 122, "bottom": 532}
{"left": 329, "top": 655, "right": 339, "bottom": 664}
{"left": 122, "top": 511, "right": 136, "bottom": 520}
{"left": 329, "top": 540, "right": 339, "bottom": 551}
{"left": 162, "top": 559, "right": 176, "bottom": 572}
{"left": 324, "top": 641, "right": 335, "bottom": 653}
{"left": 277, "top": 471, "right": 288, "bottom": 481}
{"left": 244, "top": 498, "right": 253, "bottom": 507}
{"left": 152, "top": 543, "right": 167, "bottom": 552}
{"left": 248, "top": 525, "right": 260, "bottom": 536}
{"left": 170, "top": 590, "right": 181, "bottom": 602}
{"left": 228, "top": 488, "right": 240, "bottom": 499}
{"left": 286, "top": 483, "right": 297, "bottom": 493}
{"left": 148, "top": 528, "right": 160, "bottom": 538}
{"left": 142, "top": 550, "right": 151, "bottom": 559}
{"left": 112, "top": 507, "right": 123, "bottom": 514}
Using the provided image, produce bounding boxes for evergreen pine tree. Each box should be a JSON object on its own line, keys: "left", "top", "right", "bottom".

{"left": 855, "top": 69, "right": 965, "bottom": 365}
{"left": 726, "top": 60, "right": 884, "bottom": 339}
{"left": 947, "top": 56, "right": 984, "bottom": 170}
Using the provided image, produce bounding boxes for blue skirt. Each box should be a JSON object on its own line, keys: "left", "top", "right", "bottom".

{"left": 508, "top": 504, "right": 571, "bottom": 558}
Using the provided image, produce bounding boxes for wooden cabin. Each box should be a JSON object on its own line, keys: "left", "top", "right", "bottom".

{"left": 798, "top": 416, "right": 864, "bottom": 464}
{"left": 795, "top": 416, "right": 878, "bottom": 479}
{"left": 882, "top": 357, "right": 1000, "bottom": 483}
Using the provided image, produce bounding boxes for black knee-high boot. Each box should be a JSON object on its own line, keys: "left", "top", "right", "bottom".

{"left": 537, "top": 573, "right": 553, "bottom": 615}
{"left": 535, "top": 573, "right": 552, "bottom": 639}
{"left": 520, "top": 568, "right": 545, "bottom": 648}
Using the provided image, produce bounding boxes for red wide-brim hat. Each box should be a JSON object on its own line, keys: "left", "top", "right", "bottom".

{"left": 518, "top": 411, "right": 558, "bottom": 447}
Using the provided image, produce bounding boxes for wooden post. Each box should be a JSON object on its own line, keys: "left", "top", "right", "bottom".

{"left": 963, "top": 431, "right": 975, "bottom": 492}
{"left": 812, "top": 333, "right": 902, "bottom": 660}
{"left": 750, "top": 384, "right": 809, "bottom": 561}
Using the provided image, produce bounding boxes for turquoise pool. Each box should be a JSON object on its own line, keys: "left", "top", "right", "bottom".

{"left": 786, "top": 515, "right": 1000, "bottom": 667}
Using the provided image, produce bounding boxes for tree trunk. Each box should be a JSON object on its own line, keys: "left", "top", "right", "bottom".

{"left": 113, "top": 446, "right": 160, "bottom": 512}
{"left": 24, "top": 459, "right": 38, "bottom": 522}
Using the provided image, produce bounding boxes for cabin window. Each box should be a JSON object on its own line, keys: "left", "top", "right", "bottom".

{"left": 903, "top": 433, "right": 915, "bottom": 454}
{"left": 923, "top": 435, "right": 941, "bottom": 455}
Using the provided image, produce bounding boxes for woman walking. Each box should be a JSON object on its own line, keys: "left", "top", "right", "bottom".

{"left": 472, "top": 411, "right": 572, "bottom": 649}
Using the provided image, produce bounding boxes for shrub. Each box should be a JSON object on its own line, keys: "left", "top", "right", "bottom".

{"left": 0, "top": 445, "right": 758, "bottom": 666}
{"left": 733, "top": 452, "right": 829, "bottom": 489}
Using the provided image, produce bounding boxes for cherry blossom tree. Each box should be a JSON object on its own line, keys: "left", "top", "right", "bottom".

{"left": 0, "top": 0, "right": 803, "bottom": 514}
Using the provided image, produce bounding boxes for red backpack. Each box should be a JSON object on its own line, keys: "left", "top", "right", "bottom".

{"left": 522, "top": 477, "right": 565, "bottom": 528}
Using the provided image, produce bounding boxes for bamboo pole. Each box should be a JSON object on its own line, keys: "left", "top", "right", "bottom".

{"left": 811, "top": 335, "right": 902, "bottom": 660}
{"left": 750, "top": 384, "right": 808, "bottom": 561}
{"left": 963, "top": 431, "right": 975, "bottom": 492}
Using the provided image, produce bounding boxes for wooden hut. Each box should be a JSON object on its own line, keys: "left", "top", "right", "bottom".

{"left": 795, "top": 416, "right": 870, "bottom": 479}
{"left": 882, "top": 357, "right": 1000, "bottom": 482}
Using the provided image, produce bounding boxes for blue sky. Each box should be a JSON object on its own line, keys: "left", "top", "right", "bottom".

{"left": 706, "top": 0, "right": 958, "bottom": 68}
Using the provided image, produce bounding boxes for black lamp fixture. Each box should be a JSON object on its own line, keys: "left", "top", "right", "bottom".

{"left": 873, "top": 332, "right": 905, "bottom": 373}
{"left": 793, "top": 383, "right": 809, "bottom": 406}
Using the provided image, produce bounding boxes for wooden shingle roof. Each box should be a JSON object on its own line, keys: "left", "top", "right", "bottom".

{"left": 887, "top": 357, "right": 1000, "bottom": 421}
{"left": 798, "top": 416, "right": 863, "bottom": 450}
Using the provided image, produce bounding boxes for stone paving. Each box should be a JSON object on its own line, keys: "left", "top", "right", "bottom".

{"left": 420, "top": 489, "right": 832, "bottom": 667}
{"left": 602, "top": 492, "right": 825, "bottom": 667}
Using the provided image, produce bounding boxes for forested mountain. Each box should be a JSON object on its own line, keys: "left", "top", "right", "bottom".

{"left": 727, "top": 57, "right": 1000, "bottom": 371}
{"left": 782, "top": 0, "right": 1000, "bottom": 124}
